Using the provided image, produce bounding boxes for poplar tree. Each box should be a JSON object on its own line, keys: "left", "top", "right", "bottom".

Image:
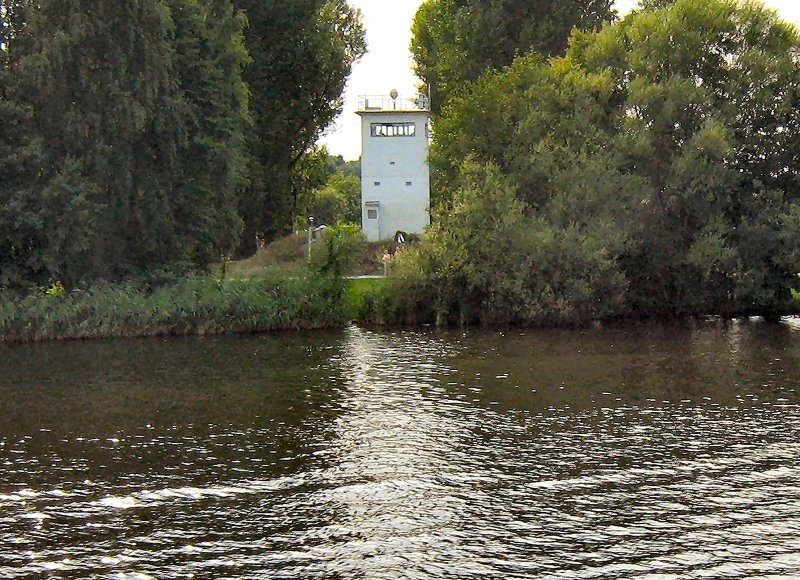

{"left": 233, "top": 0, "right": 365, "bottom": 247}
{"left": 166, "top": 0, "right": 250, "bottom": 267}
{"left": 0, "top": 0, "right": 362, "bottom": 285}
{"left": 10, "top": 0, "right": 183, "bottom": 284}
{"left": 0, "top": 0, "right": 250, "bottom": 286}
{"left": 0, "top": 0, "right": 47, "bottom": 287}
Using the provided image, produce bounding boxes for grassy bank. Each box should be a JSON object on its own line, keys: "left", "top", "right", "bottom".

{"left": 0, "top": 272, "right": 346, "bottom": 343}
{"left": 220, "top": 231, "right": 386, "bottom": 281}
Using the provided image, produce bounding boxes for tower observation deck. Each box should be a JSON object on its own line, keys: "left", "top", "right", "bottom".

{"left": 357, "top": 94, "right": 430, "bottom": 113}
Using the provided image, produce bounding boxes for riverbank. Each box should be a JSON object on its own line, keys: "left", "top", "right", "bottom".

{"left": 2, "top": 223, "right": 795, "bottom": 344}
{"left": 4, "top": 271, "right": 798, "bottom": 343}
{"left": 0, "top": 225, "right": 389, "bottom": 343}
{"left": 0, "top": 273, "right": 347, "bottom": 343}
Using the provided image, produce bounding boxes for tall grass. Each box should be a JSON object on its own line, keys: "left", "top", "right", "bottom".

{"left": 344, "top": 277, "right": 388, "bottom": 321}
{"left": 0, "top": 271, "right": 346, "bottom": 343}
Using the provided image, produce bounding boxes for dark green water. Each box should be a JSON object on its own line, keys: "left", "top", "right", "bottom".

{"left": 2, "top": 319, "right": 800, "bottom": 578}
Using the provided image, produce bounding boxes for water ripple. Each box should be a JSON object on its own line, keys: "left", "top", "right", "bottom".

{"left": 1, "top": 322, "right": 800, "bottom": 577}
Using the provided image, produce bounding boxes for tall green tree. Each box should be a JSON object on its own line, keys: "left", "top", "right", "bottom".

{"left": 0, "top": 0, "right": 45, "bottom": 288}
{"left": 567, "top": 0, "right": 800, "bottom": 315}
{"left": 166, "top": 0, "right": 250, "bottom": 266}
{"left": 0, "top": 0, "right": 250, "bottom": 287}
{"left": 405, "top": 0, "right": 800, "bottom": 321}
{"left": 233, "top": 0, "right": 365, "bottom": 248}
{"left": 19, "top": 0, "right": 182, "bottom": 284}
{"left": 410, "top": 0, "right": 614, "bottom": 113}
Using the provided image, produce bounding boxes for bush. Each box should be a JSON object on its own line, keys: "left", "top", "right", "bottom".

{"left": 372, "top": 161, "right": 628, "bottom": 326}
{"left": 309, "top": 223, "right": 367, "bottom": 278}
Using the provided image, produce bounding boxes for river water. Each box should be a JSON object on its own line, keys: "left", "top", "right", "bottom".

{"left": 1, "top": 319, "right": 800, "bottom": 578}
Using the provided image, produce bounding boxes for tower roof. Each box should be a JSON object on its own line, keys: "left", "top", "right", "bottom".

{"left": 357, "top": 94, "right": 430, "bottom": 113}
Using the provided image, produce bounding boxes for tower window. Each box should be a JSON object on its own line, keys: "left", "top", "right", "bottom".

{"left": 371, "top": 122, "right": 416, "bottom": 137}
{"left": 367, "top": 209, "right": 378, "bottom": 220}
{"left": 405, "top": 181, "right": 412, "bottom": 186}
{"left": 374, "top": 181, "right": 381, "bottom": 186}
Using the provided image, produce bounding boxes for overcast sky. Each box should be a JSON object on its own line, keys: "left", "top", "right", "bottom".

{"left": 320, "top": 0, "right": 800, "bottom": 160}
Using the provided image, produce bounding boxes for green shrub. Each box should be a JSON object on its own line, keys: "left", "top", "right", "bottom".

{"left": 310, "top": 223, "right": 367, "bottom": 278}
{"left": 372, "top": 161, "right": 628, "bottom": 327}
{"left": 345, "top": 277, "right": 388, "bottom": 322}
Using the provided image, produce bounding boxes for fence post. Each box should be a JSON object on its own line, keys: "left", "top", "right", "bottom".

{"left": 307, "top": 216, "right": 314, "bottom": 261}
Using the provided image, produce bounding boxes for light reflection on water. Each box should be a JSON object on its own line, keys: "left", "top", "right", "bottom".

{"left": 1, "top": 319, "right": 800, "bottom": 577}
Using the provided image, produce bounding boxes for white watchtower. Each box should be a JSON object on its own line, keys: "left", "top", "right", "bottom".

{"left": 357, "top": 91, "right": 431, "bottom": 242}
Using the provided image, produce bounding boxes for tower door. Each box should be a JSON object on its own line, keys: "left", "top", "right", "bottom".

{"left": 364, "top": 201, "right": 380, "bottom": 242}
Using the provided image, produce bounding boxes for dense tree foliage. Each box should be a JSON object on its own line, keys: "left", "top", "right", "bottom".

{"left": 167, "top": 0, "right": 251, "bottom": 267}
{"left": 233, "top": 0, "right": 365, "bottom": 246}
{"left": 0, "top": 0, "right": 249, "bottom": 286}
{"left": 394, "top": 0, "right": 800, "bottom": 323}
{"left": 0, "top": 0, "right": 363, "bottom": 288}
{"left": 410, "top": 0, "right": 614, "bottom": 113}
{"left": 383, "top": 161, "right": 626, "bottom": 325}
{"left": 294, "top": 149, "right": 361, "bottom": 227}
{"left": 0, "top": 1, "right": 38, "bottom": 287}
{"left": 304, "top": 171, "right": 361, "bottom": 226}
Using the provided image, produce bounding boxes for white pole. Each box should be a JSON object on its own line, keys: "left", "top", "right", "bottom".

{"left": 307, "top": 217, "right": 314, "bottom": 261}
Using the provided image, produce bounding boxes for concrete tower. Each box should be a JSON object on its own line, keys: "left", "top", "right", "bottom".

{"left": 357, "top": 92, "right": 431, "bottom": 242}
